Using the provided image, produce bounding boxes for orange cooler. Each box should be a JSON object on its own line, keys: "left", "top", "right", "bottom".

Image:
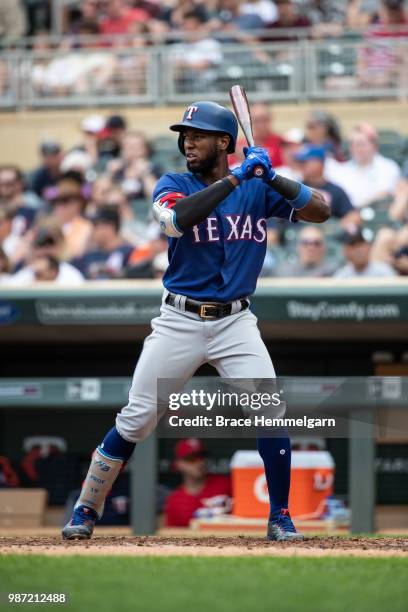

{"left": 231, "top": 450, "right": 334, "bottom": 519}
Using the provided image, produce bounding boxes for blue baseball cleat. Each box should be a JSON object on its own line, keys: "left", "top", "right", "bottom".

{"left": 267, "top": 508, "right": 304, "bottom": 542}
{"left": 62, "top": 505, "right": 98, "bottom": 540}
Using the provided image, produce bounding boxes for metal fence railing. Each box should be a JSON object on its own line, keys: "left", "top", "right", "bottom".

{"left": 1, "top": 38, "right": 407, "bottom": 109}
{"left": 162, "top": 42, "right": 304, "bottom": 104}
{"left": 0, "top": 53, "right": 21, "bottom": 109}
{"left": 309, "top": 39, "right": 408, "bottom": 100}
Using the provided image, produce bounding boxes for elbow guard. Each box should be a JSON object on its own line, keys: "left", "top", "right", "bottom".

{"left": 153, "top": 191, "right": 185, "bottom": 238}
{"left": 157, "top": 207, "right": 183, "bottom": 238}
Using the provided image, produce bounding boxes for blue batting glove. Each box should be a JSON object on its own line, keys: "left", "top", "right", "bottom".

{"left": 243, "top": 146, "right": 269, "bottom": 161}
{"left": 243, "top": 146, "right": 276, "bottom": 181}
{"left": 231, "top": 149, "right": 270, "bottom": 183}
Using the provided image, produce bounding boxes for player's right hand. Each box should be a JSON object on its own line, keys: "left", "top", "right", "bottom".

{"left": 230, "top": 148, "right": 270, "bottom": 184}
{"left": 244, "top": 146, "right": 277, "bottom": 182}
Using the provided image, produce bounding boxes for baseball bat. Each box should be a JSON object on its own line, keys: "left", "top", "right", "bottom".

{"left": 229, "top": 85, "right": 265, "bottom": 178}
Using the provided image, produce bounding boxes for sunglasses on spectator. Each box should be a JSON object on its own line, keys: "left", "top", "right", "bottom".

{"left": 52, "top": 195, "right": 79, "bottom": 205}
{"left": 300, "top": 239, "right": 323, "bottom": 247}
{"left": 0, "top": 180, "right": 17, "bottom": 186}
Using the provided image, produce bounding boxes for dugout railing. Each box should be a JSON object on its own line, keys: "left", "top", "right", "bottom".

{"left": 1, "top": 38, "right": 407, "bottom": 109}
{"left": 0, "top": 376, "right": 407, "bottom": 533}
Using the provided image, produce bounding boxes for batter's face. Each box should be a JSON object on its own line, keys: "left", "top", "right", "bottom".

{"left": 182, "top": 129, "right": 229, "bottom": 174}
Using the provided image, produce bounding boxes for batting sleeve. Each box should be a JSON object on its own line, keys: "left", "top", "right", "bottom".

{"left": 264, "top": 188, "right": 297, "bottom": 222}
{"left": 153, "top": 173, "right": 236, "bottom": 237}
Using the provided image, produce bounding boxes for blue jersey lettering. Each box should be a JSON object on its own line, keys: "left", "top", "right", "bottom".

{"left": 152, "top": 172, "right": 295, "bottom": 301}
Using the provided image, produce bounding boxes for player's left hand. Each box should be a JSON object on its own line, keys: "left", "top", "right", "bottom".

{"left": 243, "top": 146, "right": 276, "bottom": 182}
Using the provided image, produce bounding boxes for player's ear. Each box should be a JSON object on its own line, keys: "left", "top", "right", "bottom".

{"left": 217, "top": 134, "right": 230, "bottom": 152}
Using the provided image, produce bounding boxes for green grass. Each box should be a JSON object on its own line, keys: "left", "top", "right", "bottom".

{"left": 0, "top": 555, "right": 407, "bottom": 612}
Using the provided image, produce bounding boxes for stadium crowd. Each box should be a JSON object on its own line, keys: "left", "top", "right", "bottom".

{"left": 1, "top": 0, "right": 407, "bottom": 99}
{"left": 3, "top": 0, "right": 408, "bottom": 40}
{"left": 0, "top": 105, "right": 407, "bottom": 285}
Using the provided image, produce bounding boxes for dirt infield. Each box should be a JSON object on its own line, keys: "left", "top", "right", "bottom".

{"left": 0, "top": 535, "right": 407, "bottom": 557}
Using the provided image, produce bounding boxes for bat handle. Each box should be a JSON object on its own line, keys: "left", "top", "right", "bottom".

{"left": 246, "top": 137, "right": 265, "bottom": 178}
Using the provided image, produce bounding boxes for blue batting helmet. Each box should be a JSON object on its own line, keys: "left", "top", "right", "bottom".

{"left": 170, "top": 101, "right": 238, "bottom": 155}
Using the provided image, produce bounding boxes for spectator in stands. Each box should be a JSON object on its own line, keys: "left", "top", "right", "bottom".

{"left": 31, "top": 35, "right": 116, "bottom": 98}
{"left": 125, "top": 242, "right": 156, "bottom": 278}
{"left": 69, "top": 0, "right": 101, "bottom": 33}
{"left": 108, "top": 131, "right": 159, "bottom": 201}
{"left": 215, "top": 0, "right": 267, "bottom": 30}
{"left": 347, "top": 0, "right": 380, "bottom": 27}
{"left": 389, "top": 175, "right": 408, "bottom": 222}
{"left": 268, "top": 0, "right": 311, "bottom": 39}
{"left": 371, "top": 223, "right": 408, "bottom": 266}
{"left": 87, "top": 175, "right": 114, "bottom": 215}
{"left": 373, "top": 0, "right": 408, "bottom": 29}
{"left": 298, "top": 0, "right": 346, "bottom": 28}
{"left": 29, "top": 141, "right": 64, "bottom": 198}
{"left": 117, "top": 20, "right": 154, "bottom": 94}
{"left": 169, "top": 10, "right": 223, "bottom": 88}
{"left": 31, "top": 255, "right": 60, "bottom": 282}
{"left": 294, "top": 144, "right": 360, "bottom": 227}
{"left": 60, "top": 150, "right": 94, "bottom": 178}
{"left": 240, "top": 0, "right": 279, "bottom": 26}
{"left": 275, "top": 128, "right": 303, "bottom": 180}
{"left": 334, "top": 228, "right": 396, "bottom": 278}
{"left": 25, "top": 0, "right": 51, "bottom": 36}
{"left": 0, "top": 0, "right": 27, "bottom": 40}
{"left": 105, "top": 186, "right": 148, "bottom": 245}
{"left": 72, "top": 206, "right": 133, "bottom": 279}
{"left": 275, "top": 226, "right": 336, "bottom": 277}
{"left": 230, "top": 103, "right": 284, "bottom": 167}
{"left": 393, "top": 245, "right": 408, "bottom": 275}
{"left": 98, "top": 115, "right": 128, "bottom": 167}
{"left": 304, "top": 110, "right": 345, "bottom": 162}
{"left": 10, "top": 220, "right": 84, "bottom": 285}
{"left": 0, "top": 165, "right": 43, "bottom": 211}
{"left": 327, "top": 123, "right": 401, "bottom": 209}
{"left": 170, "top": 0, "right": 210, "bottom": 29}
{"left": 0, "top": 206, "right": 18, "bottom": 263}
{"left": 164, "top": 439, "right": 231, "bottom": 527}
{"left": 0, "top": 245, "right": 11, "bottom": 284}
{"left": 357, "top": 0, "right": 408, "bottom": 90}
{"left": 100, "top": 0, "right": 149, "bottom": 36}
{"left": 0, "top": 167, "right": 40, "bottom": 263}
{"left": 76, "top": 114, "right": 106, "bottom": 168}
{"left": 48, "top": 174, "right": 93, "bottom": 259}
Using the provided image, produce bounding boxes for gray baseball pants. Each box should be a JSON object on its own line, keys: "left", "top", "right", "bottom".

{"left": 115, "top": 291, "right": 275, "bottom": 443}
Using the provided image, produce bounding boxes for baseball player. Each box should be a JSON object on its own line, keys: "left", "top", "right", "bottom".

{"left": 62, "top": 101, "right": 329, "bottom": 541}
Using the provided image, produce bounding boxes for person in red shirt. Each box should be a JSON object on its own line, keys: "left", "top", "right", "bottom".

{"left": 100, "top": 0, "right": 149, "bottom": 36}
{"left": 164, "top": 439, "right": 231, "bottom": 527}
{"left": 267, "top": 0, "right": 311, "bottom": 39}
{"left": 229, "top": 103, "right": 284, "bottom": 169}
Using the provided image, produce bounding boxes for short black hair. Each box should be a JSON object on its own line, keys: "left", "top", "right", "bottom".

{"left": 184, "top": 9, "right": 207, "bottom": 23}
{"left": 59, "top": 170, "right": 83, "bottom": 187}
{"left": 91, "top": 205, "right": 121, "bottom": 233}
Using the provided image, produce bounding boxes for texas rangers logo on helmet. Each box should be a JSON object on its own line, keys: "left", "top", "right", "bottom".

{"left": 185, "top": 105, "right": 198, "bottom": 120}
